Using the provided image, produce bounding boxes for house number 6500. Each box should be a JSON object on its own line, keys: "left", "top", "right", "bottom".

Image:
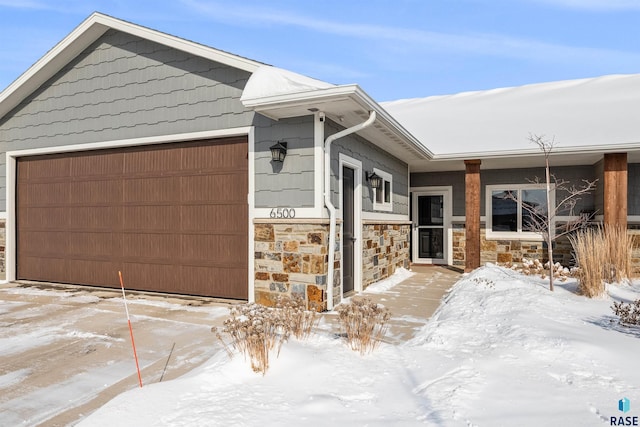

{"left": 270, "top": 208, "right": 296, "bottom": 219}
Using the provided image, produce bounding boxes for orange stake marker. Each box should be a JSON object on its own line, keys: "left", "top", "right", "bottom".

{"left": 119, "top": 271, "right": 143, "bottom": 388}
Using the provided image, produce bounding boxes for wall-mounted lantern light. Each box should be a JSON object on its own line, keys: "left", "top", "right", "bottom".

{"left": 269, "top": 141, "right": 288, "bottom": 163}
{"left": 366, "top": 171, "right": 382, "bottom": 190}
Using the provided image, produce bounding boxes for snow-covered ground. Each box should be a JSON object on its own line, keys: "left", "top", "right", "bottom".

{"left": 78, "top": 265, "right": 640, "bottom": 426}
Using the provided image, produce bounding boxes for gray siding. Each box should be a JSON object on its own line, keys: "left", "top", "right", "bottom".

{"left": 0, "top": 29, "right": 255, "bottom": 211}
{"left": 412, "top": 165, "right": 597, "bottom": 217}
{"left": 253, "top": 115, "right": 315, "bottom": 208}
{"left": 327, "top": 119, "right": 409, "bottom": 215}
{"left": 411, "top": 171, "right": 466, "bottom": 216}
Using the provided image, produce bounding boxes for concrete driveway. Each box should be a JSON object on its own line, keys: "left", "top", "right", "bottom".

{"left": 0, "top": 266, "right": 459, "bottom": 426}
{"left": 0, "top": 282, "right": 233, "bottom": 426}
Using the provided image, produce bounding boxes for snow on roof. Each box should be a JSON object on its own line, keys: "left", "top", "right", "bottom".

{"left": 382, "top": 74, "right": 640, "bottom": 157}
{"left": 241, "top": 65, "right": 335, "bottom": 102}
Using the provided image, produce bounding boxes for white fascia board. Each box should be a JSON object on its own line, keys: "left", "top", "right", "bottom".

{"left": 429, "top": 141, "right": 640, "bottom": 161}
{"left": 95, "top": 13, "right": 262, "bottom": 73}
{"left": 241, "top": 85, "right": 358, "bottom": 111}
{"left": 0, "top": 12, "right": 261, "bottom": 119}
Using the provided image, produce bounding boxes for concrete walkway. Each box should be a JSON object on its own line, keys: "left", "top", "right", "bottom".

{"left": 324, "top": 265, "right": 462, "bottom": 344}
{"left": 370, "top": 265, "right": 461, "bottom": 343}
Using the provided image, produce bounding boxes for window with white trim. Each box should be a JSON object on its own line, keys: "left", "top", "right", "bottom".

{"left": 486, "top": 184, "right": 553, "bottom": 239}
{"left": 373, "top": 168, "right": 392, "bottom": 212}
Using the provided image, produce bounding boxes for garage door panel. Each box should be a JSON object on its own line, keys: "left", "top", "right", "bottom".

{"left": 181, "top": 138, "right": 247, "bottom": 171}
{"left": 65, "top": 259, "right": 122, "bottom": 287}
{"left": 21, "top": 155, "right": 72, "bottom": 180}
{"left": 18, "top": 231, "right": 69, "bottom": 256}
{"left": 19, "top": 182, "right": 71, "bottom": 207}
{"left": 180, "top": 266, "right": 248, "bottom": 299}
{"left": 18, "top": 256, "right": 69, "bottom": 283}
{"left": 181, "top": 175, "right": 247, "bottom": 203}
{"left": 123, "top": 206, "right": 179, "bottom": 231}
{"left": 181, "top": 234, "right": 247, "bottom": 263}
{"left": 17, "top": 137, "right": 248, "bottom": 299}
{"left": 70, "top": 151, "right": 124, "bottom": 177}
{"left": 67, "top": 232, "right": 123, "bottom": 258}
{"left": 122, "top": 234, "right": 180, "bottom": 260}
{"left": 181, "top": 205, "right": 246, "bottom": 233}
{"left": 125, "top": 145, "right": 182, "bottom": 174}
{"left": 67, "top": 206, "right": 123, "bottom": 230}
{"left": 69, "top": 180, "right": 123, "bottom": 204}
{"left": 123, "top": 176, "right": 180, "bottom": 203}
{"left": 18, "top": 207, "right": 70, "bottom": 229}
{"left": 123, "top": 263, "right": 182, "bottom": 293}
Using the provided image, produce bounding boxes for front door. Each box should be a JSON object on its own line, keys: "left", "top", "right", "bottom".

{"left": 342, "top": 166, "right": 355, "bottom": 294}
{"left": 412, "top": 190, "right": 449, "bottom": 264}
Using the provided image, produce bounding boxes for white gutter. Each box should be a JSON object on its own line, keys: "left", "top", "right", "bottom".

{"left": 324, "top": 110, "right": 377, "bottom": 310}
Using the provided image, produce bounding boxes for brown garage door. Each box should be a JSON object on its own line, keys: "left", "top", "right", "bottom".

{"left": 16, "top": 137, "right": 248, "bottom": 299}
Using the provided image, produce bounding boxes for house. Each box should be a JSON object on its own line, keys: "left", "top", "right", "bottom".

{"left": 382, "top": 75, "right": 640, "bottom": 272}
{"left": 0, "top": 13, "right": 637, "bottom": 311}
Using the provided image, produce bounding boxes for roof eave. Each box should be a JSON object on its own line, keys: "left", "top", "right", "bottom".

{"left": 431, "top": 141, "right": 640, "bottom": 161}
{"left": 242, "top": 84, "right": 434, "bottom": 160}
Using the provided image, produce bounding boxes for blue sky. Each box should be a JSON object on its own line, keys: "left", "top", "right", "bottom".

{"left": 1, "top": 0, "right": 640, "bottom": 101}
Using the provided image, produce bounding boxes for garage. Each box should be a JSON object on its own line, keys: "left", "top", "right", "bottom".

{"left": 15, "top": 137, "right": 248, "bottom": 299}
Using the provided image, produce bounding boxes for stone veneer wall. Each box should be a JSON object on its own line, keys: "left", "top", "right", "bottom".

{"left": 362, "top": 222, "right": 411, "bottom": 289}
{"left": 452, "top": 226, "right": 573, "bottom": 268}
{"left": 254, "top": 221, "right": 339, "bottom": 312}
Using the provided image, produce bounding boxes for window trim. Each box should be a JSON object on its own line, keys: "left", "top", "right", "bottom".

{"left": 372, "top": 168, "right": 392, "bottom": 212}
{"left": 485, "top": 183, "right": 555, "bottom": 240}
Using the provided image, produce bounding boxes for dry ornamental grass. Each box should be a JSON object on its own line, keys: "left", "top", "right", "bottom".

{"left": 335, "top": 298, "right": 391, "bottom": 355}
{"left": 214, "top": 296, "right": 392, "bottom": 374}
{"left": 569, "top": 225, "right": 634, "bottom": 298}
{"left": 213, "top": 295, "right": 318, "bottom": 375}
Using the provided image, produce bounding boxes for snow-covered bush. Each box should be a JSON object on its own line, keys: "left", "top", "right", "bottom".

{"left": 213, "top": 296, "right": 318, "bottom": 375}
{"left": 502, "top": 258, "right": 572, "bottom": 281}
{"left": 275, "top": 294, "right": 318, "bottom": 340}
{"left": 335, "top": 298, "right": 391, "bottom": 355}
{"left": 612, "top": 299, "right": 640, "bottom": 326}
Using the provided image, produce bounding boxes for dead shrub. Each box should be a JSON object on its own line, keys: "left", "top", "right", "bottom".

{"left": 335, "top": 298, "right": 391, "bottom": 355}
{"left": 612, "top": 299, "right": 640, "bottom": 326}
{"left": 276, "top": 294, "right": 318, "bottom": 340}
{"left": 213, "top": 296, "right": 318, "bottom": 375}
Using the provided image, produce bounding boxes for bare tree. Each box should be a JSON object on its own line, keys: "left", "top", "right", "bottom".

{"left": 505, "top": 134, "right": 597, "bottom": 291}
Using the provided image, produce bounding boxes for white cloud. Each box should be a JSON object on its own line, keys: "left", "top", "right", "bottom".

{"left": 526, "top": 0, "right": 640, "bottom": 10}
{"left": 0, "top": 0, "right": 49, "bottom": 8}
{"left": 180, "top": 0, "right": 640, "bottom": 66}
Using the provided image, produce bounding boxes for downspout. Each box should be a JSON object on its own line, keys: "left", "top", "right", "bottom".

{"left": 324, "top": 110, "right": 377, "bottom": 310}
